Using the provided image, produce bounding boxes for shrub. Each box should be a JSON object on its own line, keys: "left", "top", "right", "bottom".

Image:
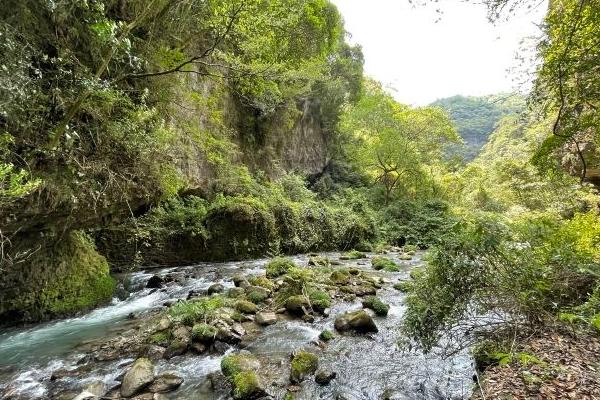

{"left": 403, "top": 211, "right": 600, "bottom": 351}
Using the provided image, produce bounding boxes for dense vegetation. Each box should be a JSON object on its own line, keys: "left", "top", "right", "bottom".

{"left": 402, "top": 0, "right": 600, "bottom": 369}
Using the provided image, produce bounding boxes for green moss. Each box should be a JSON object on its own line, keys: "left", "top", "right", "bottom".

{"left": 362, "top": 296, "right": 390, "bottom": 316}
{"left": 235, "top": 299, "right": 258, "bottom": 314}
{"left": 221, "top": 353, "right": 260, "bottom": 377}
{"left": 228, "top": 287, "right": 246, "bottom": 298}
{"left": 371, "top": 256, "right": 400, "bottom": 272}
{"left": 285, "top": 295, "right": 310, "bottom": 315}
{"left": 266, "top": 257, "right": 295, "bottom": 278}
{"left": 0, "top": 231, "right": 115, "bottom": 323}
{"left": 342, "top": 250, "right": 367, "bottom": 260}
{"left": 308, "top": 290, "right": 331, "bottom": 312}
{"left": 330, "top": 269, "right": 350, "bottom": 285}
{"left": 248, "top": 275, "right": 275, "bottom": 289}
{"left": 399, "top": 253, "right": 413, "bottom": 260}
{"left": 290, "top": 351, "right": 319, "bottom": 383}
{"left": 232, "top": 371, "right": 262, "bottom": 400}
{"left": 246, "top": 288, "right": 269, "bottom": 304}
{"left": 192, "top": 323, "right": 217, "bottom": 343}
{"left": 308, "top": 256, "right": 330, "bottom": 267}
{"left": 319, "top": 330, "right": 334, "bottom": 341}
{"left": 149, "top": 331, "right": 171, "bottom": 346}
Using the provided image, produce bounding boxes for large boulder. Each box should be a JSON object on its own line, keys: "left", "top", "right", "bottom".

{"left": 334, "top": 310, "right": 378, "bottom": 334}
{"left": 121, "top": 358, "right": 155, "bottom": 397}
{"left": 148, "top": 372, "right": 184, "bottom": 393}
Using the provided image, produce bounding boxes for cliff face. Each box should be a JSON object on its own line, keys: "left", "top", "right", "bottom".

{"left": 0, "top": 85, "right": 331, "bottom": 324}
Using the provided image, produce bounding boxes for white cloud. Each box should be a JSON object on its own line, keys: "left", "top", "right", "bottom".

{"left": 331, "top": 0, "right": 547, "bottom": 105}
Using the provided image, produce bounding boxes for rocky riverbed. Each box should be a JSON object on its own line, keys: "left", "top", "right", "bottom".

{"left": 0, "top": 250, "right": 475, "bottom": 399}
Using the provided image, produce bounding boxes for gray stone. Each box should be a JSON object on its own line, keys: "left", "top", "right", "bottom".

{"left": 255, "top": 311, "right": 277, "bottom": 326}
{"left": 207, "top": 283, "right": 225, "bottom": 295}
{"left": 148, "top": 372, "right": 184, "bottom": 393}
{"left": 120, "top": 358, "right": 155, "bottom": 397}
{"left": 334, "top": 310, "right": 378, "bottom": 333}
{"left": 315, "top": 369, "right": 336, "bottom": 385}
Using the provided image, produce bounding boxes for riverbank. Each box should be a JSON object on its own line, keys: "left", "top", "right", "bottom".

{"left": 472, "top": 327, "right": 600, "bottom": 399}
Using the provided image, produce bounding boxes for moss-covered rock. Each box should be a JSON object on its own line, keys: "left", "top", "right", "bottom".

{"left": 290, "top": 351, "right": 319, "bottom": 383}
{"left": 285, "top": 295, "right": 310, "bottom": 315}
{"left": 308, "top": 290, "right": 331, "bottom": 313}
{"left": 371, "top": 256, "right": 400, "bottom": 272}
{"left": 191, "top": 323, "right": 218, "bottom": 343}
{"left": 0, "top": 231, "right": 115, "bottom": 324}
{"left": 409, "top": 268, "right": 425, "bottom": 280}
{"left": 228, "top": 287, "right": 246, "bottom": 298}
{"left": 319, "top": 330, "right": 334, "bottom": 341}
{"left": 231, "top": 370, "right": 266, "bottom": 400}
{"left": 245, "top": 286, "right": 270, "bottom": 304}
{"left": 308, "top": 256, "right": 330, "bottom": 267}
{"left": 221, "top": 353, "right": 266, "bottom": 399}
{"left": 248, "top": 275, "right": 275, "bottom": 290}
{"left": 334, "top": 310, "right": 378, "bottom": 333}
{"left": 330, "top": 270, "right": 350, "bottom": 285}
{"left": 341, "top": 250, "right": 366, "bottom": 260}
{"left": 266, "top": 257, "right": 295, "bottom": 278}
{"left": 203, "top": 198, "right": 279, "bottom": 261}
{"left": 235, "top": 300, "right": 258, "bottom": 314}
{"left": 362, "top": 296, "right": 390, "bottom": 316}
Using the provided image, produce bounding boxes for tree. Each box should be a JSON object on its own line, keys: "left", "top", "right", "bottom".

{"left": 341, "top": 80, "right": 459, "bottom": 203}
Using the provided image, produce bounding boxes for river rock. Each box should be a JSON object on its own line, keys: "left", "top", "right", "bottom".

{"left": 121, "top": 357, "right": 155, "bottom": 397}
{"left": 146, "top": 345, "right": 166, "bottom": 360}
{"left": 290, "top": 351, "right": 319, "bottom": 383}
{"left": 156, "top": 317, "right": 171, "bottom": 332}
{"left": 148, "top": 372, "right": 184, "bottom": 393}
{"left": 315, "top": 369, "right": 336, "bottom": 385}
{"left": 146, "top": 275, "right": 163, "bottom": 289}
{"left": 334, "top": 310, "right": 378, "bottom": 333}
{"left": 171, "top": 326, "right": 191, "bottom": 344}
{"left": 233, "top": 274, "right": 250, "bottom": 288}
{"left": 255, "top": 311, "right": 277, "bottom": 325}
{"left": 235, "top": 300, "right": 258, "bottom": 314}
{"left": 208, "top": 283, "right": 225, "bottom": 295}
{"left": 285, "top": 295, "right": 309, "bottom": 315}
{"left": 163, "top": 340, "right": 187, "bottom": 359}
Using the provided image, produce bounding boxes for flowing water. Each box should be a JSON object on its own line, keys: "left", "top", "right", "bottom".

{"left": 0, "top": 252, "right": 475, "bottom": 400}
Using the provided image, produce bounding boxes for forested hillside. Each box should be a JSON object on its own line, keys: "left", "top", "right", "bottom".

{"left": 432, "top": 94, "right": 524, "bottom": 160}
{"left": 0, "top": 0, "right": 599, "bottom": 399}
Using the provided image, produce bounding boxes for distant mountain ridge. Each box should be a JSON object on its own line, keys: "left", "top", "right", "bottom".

{"left": 431, "top": 94, "right": 525, "bottom": 161}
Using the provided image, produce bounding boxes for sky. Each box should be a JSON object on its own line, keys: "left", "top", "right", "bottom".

{"left": 331, "top": 0, "right": 548, "bottom": 106}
